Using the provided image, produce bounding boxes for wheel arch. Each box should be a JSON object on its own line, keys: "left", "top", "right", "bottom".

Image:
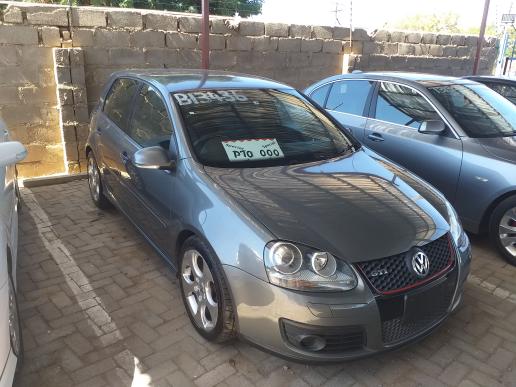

{"left": 480, "top": 189, "right": 516, "bottom": 233}
{"left": 175, "top": 228, "right": 240, "bottom": 332}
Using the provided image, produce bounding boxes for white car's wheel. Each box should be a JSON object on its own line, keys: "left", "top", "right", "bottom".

{"left": 8, "top": 273, "right": 23, "bottom": 368}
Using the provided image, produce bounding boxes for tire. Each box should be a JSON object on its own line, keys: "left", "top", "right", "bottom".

{"left": 489, "top": 195, "right": 516, "bottom": 266}
{"left": 179, "top": 236, "right": 236, "bottom": 342}
{"left": 8, "top": 273, "right": 23, "bottom": 370}
{"left": 87, "top": 152, "right": 111, "bottom": 210}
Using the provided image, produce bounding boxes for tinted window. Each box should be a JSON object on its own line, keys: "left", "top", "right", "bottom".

{"left": 128, "top": 85, "right": 172, "bottom": 147}
{"left": 429, "top": 83, "right": 516, "bottom": 138}
{"left": 486, "top": 83, "right": 516, "bottom": 105}
{"left": 375, "top": 82, "right": 440, "bottom": 128}
{"left": 326, "top": 80, "right": 374, "bottom": 115}
{"left": 310, "top": 83, "right": 331, "bottom": 106}
{"left": 173, "top": 89, "right": 354, "bottom": 168}
{"left": 103, "top": 78, "right": 139, "bottom": 130}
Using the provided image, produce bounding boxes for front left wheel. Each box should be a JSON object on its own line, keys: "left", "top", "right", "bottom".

{"left": 179, "top": 236, "right": 236, "bottom": 342}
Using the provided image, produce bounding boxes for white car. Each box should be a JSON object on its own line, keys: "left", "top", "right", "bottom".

{"left": 0, "top": 119, "right": 26, "bottom": 387}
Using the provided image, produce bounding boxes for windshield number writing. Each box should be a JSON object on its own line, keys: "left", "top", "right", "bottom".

{"left": 174, "top": 90, "right": 248, "bottom": 106}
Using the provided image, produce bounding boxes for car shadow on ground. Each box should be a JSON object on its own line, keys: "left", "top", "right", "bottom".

{"left": 12, "top": 180, "right": 516, "bottom": 387}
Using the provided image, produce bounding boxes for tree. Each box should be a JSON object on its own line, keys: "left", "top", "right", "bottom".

{"left": 391, "top": 12, "right": 462, "bottom": 33}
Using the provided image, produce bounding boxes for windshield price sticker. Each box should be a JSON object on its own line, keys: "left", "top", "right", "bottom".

{"left": 174, "top": 90, "right": 248, "bottom": 106}
{"left": 222, "top": 139, "right": 284, "bottom": 162}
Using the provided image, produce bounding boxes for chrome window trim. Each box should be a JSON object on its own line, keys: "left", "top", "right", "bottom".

{"left": 310, "top": 78, "right": 461, "bottom": 140}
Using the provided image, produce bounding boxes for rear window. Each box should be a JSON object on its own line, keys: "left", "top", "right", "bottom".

{"left": 173, "top": 89, "right": 354, "bottom": 168}
{"left": 103, "top": 78, "right": 140, "bottom": 131}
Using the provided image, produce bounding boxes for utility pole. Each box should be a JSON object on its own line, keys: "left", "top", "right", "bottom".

{"left": 201, "top": 0, "right": 210, "bottom": 70}
{"left": 472, "top": 0, "right": 491, "bottom": 75}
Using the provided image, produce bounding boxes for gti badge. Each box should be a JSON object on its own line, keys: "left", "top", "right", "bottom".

{"left": 411, "top": 250, "right": 430, "bottom": 278}
{"left": 371, "top": 268, "right": 389, "bottom": 277}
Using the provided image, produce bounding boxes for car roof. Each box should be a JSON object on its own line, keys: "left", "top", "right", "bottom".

{"left": 110, "top": 69, "right": 293, "bottom": 93}
{"left": 463, "top": 75, "right": 516, "bottom": 85}
{"left": 307, "top": 71, "right": 477, "bottom": 90}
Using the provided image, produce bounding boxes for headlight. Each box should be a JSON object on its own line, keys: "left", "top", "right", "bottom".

{"left": 264, "top": 241, "right": 357, "bottom": 292}
{"left": 446, "top": 201, "right": 467, "bottom": 249}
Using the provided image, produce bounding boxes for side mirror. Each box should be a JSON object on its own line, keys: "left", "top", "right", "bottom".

{"left": 134, "top": 146, "right": 175, "bottom": 170}
{"left": 419, "top": 120, "right": 446, "bottom": 134}
{"left": 0, "top": 141, "right": 27, "bottom": 167}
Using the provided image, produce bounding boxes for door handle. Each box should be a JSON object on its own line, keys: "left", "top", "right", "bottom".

{"left": 96, "top": 127, "right": 102, "bottom": 134}
{"left": 367, "top": 133, "right": 385, "bottom": 142}
{"left": 120, "top": 151, "right": 130, "bottom": 164}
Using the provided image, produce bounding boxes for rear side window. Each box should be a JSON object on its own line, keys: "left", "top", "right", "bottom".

{"left": 103, "top": 78, "right": 140, "bottom": 131}
{"left": 375, "top": 82, "right": 440, "bottom": 128}
{"left": 309, "top": 83, "right": 331, "bottom": 107}
{"left": 326, "top": 80, "right": 374, "bottom": 115}
{"left": 128, "top": 85, "right": 172, "bottom": 147}
{"left": 487, "top": 83, "right": 516, "bottom": 105}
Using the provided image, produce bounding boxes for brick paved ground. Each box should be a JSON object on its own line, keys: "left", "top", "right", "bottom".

{"left": 13, "top": 180, "right": 516, "bottom": 387}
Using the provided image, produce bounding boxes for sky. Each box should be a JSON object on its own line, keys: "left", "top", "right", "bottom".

{"left": 253, "top": 0, "right": 514, "bottom": 33}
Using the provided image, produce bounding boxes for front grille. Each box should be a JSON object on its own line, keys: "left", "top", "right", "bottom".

{"left": 379, "top": 269, "right": 457, "bottom": 344}
{"left": 356, "top": 234, "right": 454, "bottom": 295}
{"left": 281, "top": 319, "right": 365, "bottom": 354}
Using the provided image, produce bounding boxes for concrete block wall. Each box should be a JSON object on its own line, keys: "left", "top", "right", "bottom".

{"left": 0, "top": 2, "right": 498, "bottom": 178}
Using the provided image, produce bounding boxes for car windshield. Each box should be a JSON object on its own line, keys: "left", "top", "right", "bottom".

{"left": 428, "top": 83, "right": 516, "bottom": 138}
{"left": 173, "top": 88, "right": 354, "bottom": 168}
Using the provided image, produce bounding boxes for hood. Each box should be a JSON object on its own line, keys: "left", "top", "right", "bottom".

{"left": 476, "top": 136, "right": 516, "bottom": 163}
{"left": 205, "top": 150, "right": 450, "bottom": 262}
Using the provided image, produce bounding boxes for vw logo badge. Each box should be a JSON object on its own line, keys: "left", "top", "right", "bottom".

{"left": 411, "top": 250, "right": 430, "bottom": 278}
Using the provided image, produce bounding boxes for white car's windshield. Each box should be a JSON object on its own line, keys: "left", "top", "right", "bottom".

{"left": 428, "top": 83, "right": 516, "bottom": 138}
{"left": 173, "top": 89, "right": 355, "bottom": 168}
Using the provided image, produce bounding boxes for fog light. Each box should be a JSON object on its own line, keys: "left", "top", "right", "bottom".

{"left": 296, "top": 334, "right": 326, "bottom": 352}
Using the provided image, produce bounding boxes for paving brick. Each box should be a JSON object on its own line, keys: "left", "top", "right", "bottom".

{"left": 13, "top": 181, "right": 516, "bottom": 387}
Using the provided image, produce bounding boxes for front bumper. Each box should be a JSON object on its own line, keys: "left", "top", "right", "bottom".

{"left": 224, "top": 244, "right": 470, "bottom": 362}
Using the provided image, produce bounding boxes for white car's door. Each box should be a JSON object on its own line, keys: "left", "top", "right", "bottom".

{"left": 0, "top": 119, "right": 26, "bottom": 386}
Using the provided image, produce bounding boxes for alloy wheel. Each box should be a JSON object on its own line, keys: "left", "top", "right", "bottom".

{"left": 499, "top": 206, "right": 516, "bottom": 257}
{"left": 88, "top": 156, "right": 100, "bottom": 202}
{"left": 181, "top": 249, "right": 219, "bottom": 332}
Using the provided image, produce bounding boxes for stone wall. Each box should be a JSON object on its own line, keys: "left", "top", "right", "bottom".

{"left": 0, "top": 2, "right": 498, "bottom": 178}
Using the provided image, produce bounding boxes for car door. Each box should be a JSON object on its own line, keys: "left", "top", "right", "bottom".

{"left": 95, "top": 77, "right": 140, "bottom": 202}
{"left": 364, "top": 81, "right": 463, "bottom": 202}
{"left": 317, "top": 80, "right": 375, "bottom": 141}
{"left": 117, "top": 82, "right": 178, "bottom": 258}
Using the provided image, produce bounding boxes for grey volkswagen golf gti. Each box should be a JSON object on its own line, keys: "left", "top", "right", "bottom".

{"left": 306, "top": 72, "right": 516, "bottom": 266}
{"left": 86, "top": 70, "right": 471, "bottom": 362}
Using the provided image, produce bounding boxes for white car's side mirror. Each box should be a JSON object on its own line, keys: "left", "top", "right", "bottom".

{"left": 0, "top": 141, "right": 27, "bottom": 167}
